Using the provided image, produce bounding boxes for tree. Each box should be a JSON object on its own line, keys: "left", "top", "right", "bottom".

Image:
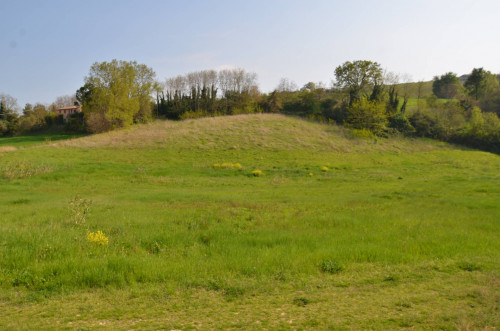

{"left": 0, "top": 94, "right": 20, "bottom": 136}
{"left": 334, "top": 60, "right": 383, "bottom": 104}
{"left": 0, "top": 93, "right": 20, "bottom": 114}
{"left": 432, "top": 72, "right": 462, "bottom": 99}
{"left": 464, "top": 68, "right": 486, "bottom": 100}
{"left": 276, "top": 78, "right": 297, "bottom": 92}
{"left": 79, "top": 60, "right": 157, "bottom": 132}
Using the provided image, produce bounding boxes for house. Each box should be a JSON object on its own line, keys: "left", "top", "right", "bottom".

{"left": 55, "top": 105, "right": 82, "bottom": 121}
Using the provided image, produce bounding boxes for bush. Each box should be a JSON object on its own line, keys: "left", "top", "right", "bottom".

{"left": 85, "top": 112, "right": 112, "bottom": 133}
{"left": 389, "top": 112, "right": 415, "bottom": 134}
{"left": 344, "top": 98, "right": 387, "bottom": 135}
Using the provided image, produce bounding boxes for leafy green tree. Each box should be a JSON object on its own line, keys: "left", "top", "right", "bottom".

{"left": 432, "top": 72, "right": 462, "bottom": 99}
{"left": 79, "top": 60, "right": 156, "bottom": 132}
{"left": 464, "top": 68, "right": 487, "bottom": 100}
{"left": 19, "top": 103, "right": 49, "bottom": 132}
{"left": 334, "top": 60, "right": 383, "bottom": 104}
{"left": 475, "top": 72, "right": 500, "bottom": 114}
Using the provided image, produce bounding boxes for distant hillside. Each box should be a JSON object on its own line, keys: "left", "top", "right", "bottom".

{"left": 394, "top": 81, "right": 433, "bottom": 98}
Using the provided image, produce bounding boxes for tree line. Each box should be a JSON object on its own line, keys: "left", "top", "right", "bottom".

{"left": 1, "top": 59, "right": 500, "bottom": 152}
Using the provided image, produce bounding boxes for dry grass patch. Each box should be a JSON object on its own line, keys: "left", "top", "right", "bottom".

{"left": 0, "top": 146, "right": 17, "bottom": 152}
{"left": 0, "top": 160, "right": 56, "bottom": 179}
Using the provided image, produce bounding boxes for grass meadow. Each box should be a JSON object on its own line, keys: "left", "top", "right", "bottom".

{"left": 0, "top": 114, "right": 499, "bottom": 329}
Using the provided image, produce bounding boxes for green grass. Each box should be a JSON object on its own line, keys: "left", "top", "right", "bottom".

{"left": 0, "top": 133, "right": 85, "bottom": 148}
{"left": 405, "top": 97, "right": 450, "bottom": 111}
{"left": 0, "top": 114, "right": 499, "bottom": 329}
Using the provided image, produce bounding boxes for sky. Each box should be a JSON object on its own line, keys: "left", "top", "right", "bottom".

{"left": 1, "top": 0, "right": 500, "bottom": 110}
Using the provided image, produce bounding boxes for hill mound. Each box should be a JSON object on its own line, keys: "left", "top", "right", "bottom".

{"left": 54, "top": 113, "right": 450, "bottom": 154}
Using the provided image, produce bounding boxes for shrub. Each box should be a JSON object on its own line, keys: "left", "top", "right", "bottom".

{"left": 345, "top": 98, "right": 388, "bottom": 135}
{"left": 389, "top": 112, "right": 415, "bottom": 134}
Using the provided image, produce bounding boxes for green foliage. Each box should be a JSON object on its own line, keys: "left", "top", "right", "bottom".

{"left": 157, "top": 69, "right": 259, "bottom": 119}
{"left": 409, "top": 102, "right": 500, "bottom": 152}
{"left": 389, "top": 112, "right": 415, "bottom": 134}
{"left": 80, "top": 60, "right": 156, "bottom": 132}
{"left": 334, "top": 60, "right": 383, "bottom": 104}
{"left": 0, "top": 111, "right": 19, "bottom": 137}
{"left": 465, "top": 68, "right": 487, "bottom": 100}
{"left": 432, "top": 72, "right": 463, "bottom": 99}
{"left": 344, "top": 98, "right": 388, "bottom": 134}
{"left": 386, "top": 86, "right": 400, "bottom": 116}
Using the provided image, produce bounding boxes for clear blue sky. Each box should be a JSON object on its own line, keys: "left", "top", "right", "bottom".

{"left": 1, "top": 0, "right": 499, "bottom": 109}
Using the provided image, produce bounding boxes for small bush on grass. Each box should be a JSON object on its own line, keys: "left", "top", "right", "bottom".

{"left": 319, "top": 259, "right": 344, "bottom": 274}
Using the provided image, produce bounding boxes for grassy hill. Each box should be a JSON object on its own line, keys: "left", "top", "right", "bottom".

{"left": 0, "top": 114, "right": 499, "bottom": 329}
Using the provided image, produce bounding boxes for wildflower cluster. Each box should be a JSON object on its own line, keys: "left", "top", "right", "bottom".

{"left": 86, "top": 230, "right": 109, "bottom": 246}
{"left": 213, "top": 162, "right": 243, "bottom": 170}
{"left": 252, "top": 170, "right": 264, "bottom": 177}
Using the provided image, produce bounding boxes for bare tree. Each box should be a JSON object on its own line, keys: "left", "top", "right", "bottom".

{"left": 276, "top": 78, "right": 298, "bottom": 92}
{"left": 0, "top": 93, "right": 20, "bottom": 113}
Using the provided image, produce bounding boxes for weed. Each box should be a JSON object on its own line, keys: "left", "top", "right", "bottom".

{"left": 293, "top": 297, "right": 310, "bottom": 307}
{"left": 457, "top": 261, "right": 482, "bottom": 272}
{"left": 383, "top": 275, "right": 399, "bottom": 282}
{"left": 319, "top": 260, "right": 344, "bottom": 274}
{"left": 11, "top": 198, "right": 30, "bottom": 204}
{"left": 68, "top": 196, "right": 92, "bottom": 225}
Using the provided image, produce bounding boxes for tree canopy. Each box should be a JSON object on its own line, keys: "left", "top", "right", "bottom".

{"left": 78, "top": 60, "right": 157, "bottom": 132}
{"left": 432, "top": 72, "right": 462, "bottom": 99}
{"left": 334, "top": 60, "right": 383, "bottom": 104}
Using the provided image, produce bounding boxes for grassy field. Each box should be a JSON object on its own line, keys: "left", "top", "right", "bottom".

{"left": 0, "top": 114, "right": 499, "bottom": 329}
